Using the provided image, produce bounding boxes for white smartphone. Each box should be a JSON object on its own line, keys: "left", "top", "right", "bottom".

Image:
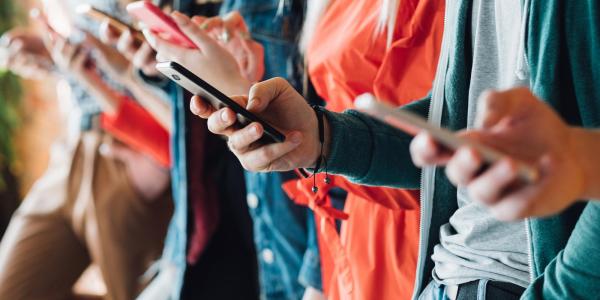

{"left": 355, "top": 94, "right": 539, "bottom": 183}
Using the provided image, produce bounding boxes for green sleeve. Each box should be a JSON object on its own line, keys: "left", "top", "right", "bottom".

{"left": 324, "top": 97, "right": 430, "bottom": 189}
{"left": 522, "top": 202, "right": 600, "bottom": 300}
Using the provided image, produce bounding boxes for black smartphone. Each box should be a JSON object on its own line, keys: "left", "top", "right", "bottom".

{"left": 156, "top": 61, "right": 286, "bottom": 143}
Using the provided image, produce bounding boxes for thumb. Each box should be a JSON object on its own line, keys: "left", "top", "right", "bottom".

{"left": 475, "top": 89, "right": 520, "bottom": 129}
{"left": 247, "top": 77, "right": 292, "bottom": 113}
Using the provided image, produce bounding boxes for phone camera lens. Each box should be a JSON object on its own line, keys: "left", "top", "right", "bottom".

{"left": 172, "top": 74, "right": 181, "bottom": 81}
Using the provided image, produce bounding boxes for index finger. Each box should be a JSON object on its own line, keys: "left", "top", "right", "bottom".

{"left": 171, "top": 11, "right": 220, "bottom": 54}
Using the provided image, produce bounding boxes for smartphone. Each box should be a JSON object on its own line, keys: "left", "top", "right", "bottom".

{"left": 355, "top": 94, "right": 539, "bottom": 183}
{"left": 76, "top": 4, "right": 144, "bottom": 43}
{"left": 126, "top": 1, "right": 196, "bottom": 49}
{"left": 156, "top": 61, "right": 286, "bottom": 144}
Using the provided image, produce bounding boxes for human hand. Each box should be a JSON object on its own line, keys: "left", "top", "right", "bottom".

{"left": 98, "top": 21, "right": 158, "bottom": 77}
{"left": 143, "top": 11, "right": 251, "bottom": 96}
{"left": 190, "top": 77, "right": 323, "bottom": 172}
{"left": 0, "top": 28, "right": 54, "bottom": 79}
{"left": 44, "top": 30, "right": 97, "bottom": 85}
{"left": 199, "top": 11, "right": 265, "bottom": 82}
{"left": 83, "top": 32, "right": 133, "bottom": 83}
{"left": 410, "top": 87, "right": 586, "bottom": 220}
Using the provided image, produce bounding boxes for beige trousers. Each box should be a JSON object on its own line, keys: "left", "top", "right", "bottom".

{"left": 0, "top": 131, "right": 173, "bottom": 300}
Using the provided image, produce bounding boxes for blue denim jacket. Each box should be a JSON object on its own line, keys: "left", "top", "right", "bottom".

{"left": 219, "top": 1, "right": 322, "bottom": 299}
{"left": 143, "top": 1, "right": 321, "bottom": 299}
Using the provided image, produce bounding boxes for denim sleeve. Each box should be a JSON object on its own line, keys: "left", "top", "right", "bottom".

{"left": 325, "top": 96, "right": 431, "bottom": 189}
{"left": 298, "top": 209, "right": 323, "bottom": 291}
{"left": 523, "top": 202, "right": 600, "bottom": 299}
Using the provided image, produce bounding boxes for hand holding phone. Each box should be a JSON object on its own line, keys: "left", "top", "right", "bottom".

{"left": 355, "top": 93, "right": 539, "bottom": 183}
{"left": 76, "top": 4, "right": 145, "bottom": 43}
{"left": 156, "top": 61, "right": 285, "bottom": 143}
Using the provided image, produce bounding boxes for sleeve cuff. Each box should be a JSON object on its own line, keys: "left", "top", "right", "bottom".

{"left": 324, "top": 110, "right": 374, "bottom": 180}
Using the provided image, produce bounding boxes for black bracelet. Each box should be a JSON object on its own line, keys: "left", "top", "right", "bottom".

{"left": 300, "top": 105, "right": 329, "bottom": 193}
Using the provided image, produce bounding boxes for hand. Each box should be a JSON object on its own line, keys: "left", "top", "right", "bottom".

{"left": 45, "top": 30, "right": 126, "bottom": 114}
{"left": 0, "top": 28, "right": 54, "bottom": 79}
{"left": 45, "top": 32, "right": 96, "bottom": 85}
{"left": 98, "top": 21, "right": 158, "bottom": 77}
{"left": 410, "top": 87, "right": 586, "bottom": 220}
{"left": 200, "top": 11, "right": 265, "bottom": 82}
{"left": 190, "top": 77, "right": 323, "bottom": 172}
{"left": 143, "top": 11, "right": 251, "bottom": 96}
{"left": 99, "top": 142, "right": 170, "bottom": 202}
{"left": 83, "top": 32, "right": 133, "bottom": 84}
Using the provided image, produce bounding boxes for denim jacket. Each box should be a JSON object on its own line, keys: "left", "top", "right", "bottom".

{"left": 139, "top": 1, "right": 320, "bottom": 299}
{"left": 219, "top": 1, "right": 322, "bottom": 299}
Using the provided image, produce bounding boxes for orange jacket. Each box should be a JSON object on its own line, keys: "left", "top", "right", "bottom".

{"left": 284, "top": 0, "right": 444, "bottom": 299}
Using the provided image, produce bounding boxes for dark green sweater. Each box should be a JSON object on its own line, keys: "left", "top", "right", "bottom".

{"left": 323, "top": 0, "right": 600, "bottom": 299}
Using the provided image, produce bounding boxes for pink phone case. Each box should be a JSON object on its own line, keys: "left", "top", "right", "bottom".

{"left": 126, "top": 1, "right": 196, "bottom": 48}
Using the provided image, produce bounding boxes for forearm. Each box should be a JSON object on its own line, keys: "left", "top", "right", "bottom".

{"left": 323, "top": 98, "right": 430, "bottom": 188}
{"left": 323, "top": 110, "right": 420, "bottom": 188}
{"left": 571, "top": 128, "right": 600, "bottom": 200}
{"left": 80, "top": 75, "right": 122, "bottom": 115}
{"left": 123, "top": 70, "right": 173, "bottom": 132}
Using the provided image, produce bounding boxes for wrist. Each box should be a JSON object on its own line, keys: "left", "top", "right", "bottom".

{"left": 306, "top": 105, "right": 330, "bottom": 170}
{"left": 571, "top": 127, "right": 600, "bottom": 199}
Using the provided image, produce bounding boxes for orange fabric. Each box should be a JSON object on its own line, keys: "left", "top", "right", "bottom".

{"left": 101, "top": 98, "right": 171, "bottom": 167}
{"left": 287, "top": 0, "right": 444, "bottom": 299}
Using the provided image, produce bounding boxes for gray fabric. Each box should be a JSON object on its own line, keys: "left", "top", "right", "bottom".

{"left": 431, "top": 0, "right": 531, "bottom": 288}
{"left": 64, "top": 0, "right": 131, "bottom": 130}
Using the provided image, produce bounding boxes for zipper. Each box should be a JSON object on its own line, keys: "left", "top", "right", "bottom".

{"left": 411, "top": 1, "right": 454, "bottom": 299}
{"left": 525, "top": 219, "right": 535, "bottom": 283}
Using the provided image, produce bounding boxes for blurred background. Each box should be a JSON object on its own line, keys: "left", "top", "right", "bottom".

{"left": 0, "top": 0, "right": 64, "bottom": 235}
{"left": 0, "top": 0, "right": 102, "bottom": 296}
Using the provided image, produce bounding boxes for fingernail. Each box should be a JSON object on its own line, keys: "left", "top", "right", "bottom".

{"left": 221, "top": 110, "right": 231, "bottom": 122}
{"left": 99, "top": 143, "right": 111, "bottom": 156}
{"left": 458, "top": 148, "right": 474, "bottom": 162}
{"left": 171, "top": 11, "right": 187, "bottom": 25}
{"left": 142, "top": 29, "right": 155, "bottom": 44}
{"left": 290, "top": 132, "right": 302, "bottom": 144}
{"left": 190, "top": 101, "right": 199, "bottom": 114}
{"left": 251, "top": 125, "right": 260, "bottom": 136}
{"left": 247, "top": 97, "right": 260, "bottom": 110}
{"left": 500, "top": 159, "right": 516, "bottom": 173}
{"left": 200, "top": 22, "right": 209, "bottom": 30}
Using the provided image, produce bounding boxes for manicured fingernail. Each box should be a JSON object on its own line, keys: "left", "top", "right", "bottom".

{"left": 290, "top": 132, "right": 302, "bottom": 144}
